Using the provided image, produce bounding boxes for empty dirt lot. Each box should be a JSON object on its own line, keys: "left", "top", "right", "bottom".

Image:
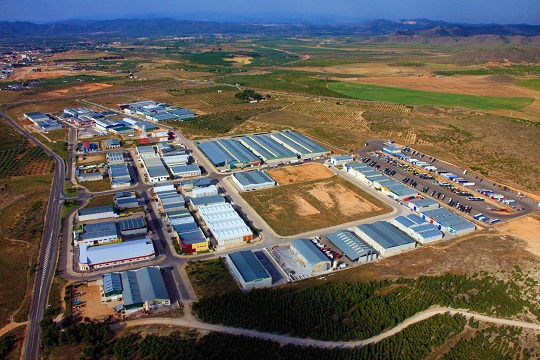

{"left": 242, "top": 170, "right": 391, "bottom": 236}
{"left": 266, "top": 163, "right": 335, "bottom": 184}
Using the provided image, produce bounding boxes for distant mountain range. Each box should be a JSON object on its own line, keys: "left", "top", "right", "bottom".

{"left": 1, "top": 18, "right": 540, "bottom": 39}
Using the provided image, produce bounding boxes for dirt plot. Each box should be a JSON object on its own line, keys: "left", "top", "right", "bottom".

{"left": 74, "top": 283, "right": 119, "bottom": 322}
{"left": 267, "top": 163, "right": 334, "bottom": 184}
{"left": 495, "top": 214, "right": 540, "bottom": 257}
{"left": 43, "top": 83, "right": 113, "bottom": 97}
{"left": 242, "top": 176, "right": 391, "bottom": 236}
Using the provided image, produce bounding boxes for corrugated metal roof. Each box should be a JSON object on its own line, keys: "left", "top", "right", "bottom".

{"left": 118, "top": 217, "right": 146, "bottom": 231}
{"left": 228, "top": 251, "right": 271, "bottom": 283}
{"left": 291, "top": 238, "right": 330, "bottom": 267}
{"left": 121, "top": 266, "right": 169, "bottom": 307}
{"left": 103, "top": 273, "right": 122, "bottom": 295}
{"left": 190, "top": 195, "right": 226, "bottom": 206}
{"left": 80, "top": 238, "right": 155, "bottom": 265}
{"left": 198, "top": 139, "right": 259, "bottom": 166}
{"left": 79, "top": 205, "right": 115, "bottom": 216}
{"left": 326, "top": 230, "right": 375, "bottom": 261}
{"left": 422, "top": 208, "right": 475, "bottom": 231}
{"left": 357, "top": 222, "right": 415, "bottom": 249}
{"left": 233, "top": 170, "right": 275, "bottom": 186}
{"left": 239, "top": 135, "right": 296, "bottom": 161}
{"left": 169, "top": 164, "right": 200, "bottom": 175}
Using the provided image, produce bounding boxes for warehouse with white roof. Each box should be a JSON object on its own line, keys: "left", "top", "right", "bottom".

{"left": 78, "top": 238, "right": 156, "bottom": 270}
{"left": 226, "top": 250, "right": 272, "bottom": 290}
{"left": 192, "top": 185, "right": 218, "bottom": 198}
{"left": 290, "top": 238, "right": 331, "bottom": 273}
{"left": 353, "top": 221, "right": 417, "bottom": 257}
{"left": 232, "top": 170, "right": 276, "bottom": 191}
{"left": 197, "top": 203, "right": 253, "bottom": 247}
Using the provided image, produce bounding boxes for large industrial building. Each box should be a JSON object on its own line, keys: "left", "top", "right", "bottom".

{"left": 226, "top": 251, "right": 272, "bottom": 290}
{"left": 78, "top": 206, "right": 118, "bottom": 222}
{"left": 345, "top": 163, "right": 417, "bottom": 200}
{"left": 78, "top": 238, "right": 156, "bottom": 270}
{"left": 420, "top": 208, "right": 476, "bottom": 236}
{"left": 353, "top": 221, "right": 417, "bottom": 257}
{"left": 77, "top": 221, "right": 120, "bottom": 247}
{"left": 107, "top": 151, "right": 125, "bottom": 165}
{"left": 290, "top": 239, "right": 331, "bottom": 273}
{"left": 269, "top": 131, "right": 330, "bottom": 159}
{"left": 109, "top": 163, "right": 132, "bottom": 188}
{"left": 102, "top": 266, "right": 170, "bottom": 313}
{"left": 326, "top": 230, "right": 378, "bottom": 263}
{"left": 198, "top": 131, "right": 329, "bottom": 167}
{"left": 171, "top": 215, "right": 208, "bottom": 254}
{"left": 390, "top": 215, "right": 444, "bottom": 244}
{"left": 232, "top": 170, "right": 276, "bottom": 191}
{"left": 197, "top": 203, "right": 253, "bottom": 248}
{"left": 24, "top": 111, "right": 62, "bottom": 132}
{"left": 114, "top": 192, "right": 139, "bottom": 209}
{"left": 192, "top": 185, "right": 218, "bottom": 198}
{"left": 142, "top": 157, "right": 170, "bottom": 183}
{"left": 198, "top": 138, "right": 261, "bottom": 168}
{"left": 239, "top": 134, "right": 298, "bottom": 164}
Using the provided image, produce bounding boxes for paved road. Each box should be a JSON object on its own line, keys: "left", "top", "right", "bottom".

{"left": 115, "top": 307, "right": 540, "bottom": 349}
{"left": 0, "top": 107, "right": 67, "bottom": 360}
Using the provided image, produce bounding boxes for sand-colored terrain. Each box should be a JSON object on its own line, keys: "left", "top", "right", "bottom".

{"left": 495, "top": 215, "right": 540, "bottom": 257}
{"left": 43, "top": 83, "right": 113, "bottom": 97}
{"left": 224, "top": 55, "right": 253, "bottom": 65}
{"left": 241, "top": 173, "right": 390, "bottom": 236}
{"left": 267, "top": 163, "right": 334, "bottom": 184}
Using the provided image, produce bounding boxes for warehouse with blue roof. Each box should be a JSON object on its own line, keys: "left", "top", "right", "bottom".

{"left": 198, "top": 138, "right": 261, "bottom": 168}
{"left": 326, "top": 230, "right": 378, "bottom": 263}
{"left": 232, "top": 170, "right": 276, "bottom": 191}
{"left": 390, "top": 214, "right": 444, "bottom": 243}
{"left": 420, "top": 208, "right": 476, "bottom": 236}
{"left": 270, "top": 131, "right": 329, "bottom": 159}
{"left": 353, "top": 221, "right": 417, "bottom": 256}
{"left": 239, "top": 135, "right": 298, "bottom": 164}
{"left": 78, "top": 221, "right": 120, "bottom": 246}
{"left": 290, "top": 238, "right": 331, "bottom": 273}
{"left": 227, "top": 250, "right": 272, "bottom": 290}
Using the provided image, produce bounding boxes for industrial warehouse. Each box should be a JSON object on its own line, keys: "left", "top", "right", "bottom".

{"left": 231, "top": 170, "right": 276, "bottom": 191}
{"left": 101, "top": 266, "right": 170, "bottom": 314}
{"left": 78, "top": 238, "right": 156, "bottom": 271}
{"left": 290, "top": 239, "right": 331, "bottom": 273}
{"left": 197, "top": 203, "right": 253, "bottom": 248}
{"left": 226, "top": 250, "right": 272, "bottom": 290}
{"left": 390, "top": 215, "right": 444, "bottom": 243}
{"left": 198, "top": 131, "right": 330, "bottom": 168}
{"left": 326, "top": 230, "right": 378, "bottom": 263}
{"left": 353, "top": 221, "right": 417, "bottom": 257}
{"left": 346, "top": 163, "right": 417, "bottom": 200}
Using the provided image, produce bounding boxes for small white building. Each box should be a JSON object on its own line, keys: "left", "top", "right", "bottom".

{"left": 169, "top": 164, "right": 201, "bottom": 178}
{"left": 192, "top": 185, "right": 218, "bottom": 198}
{"left": 330, "top": 154, "right": 354, "bottom": 166}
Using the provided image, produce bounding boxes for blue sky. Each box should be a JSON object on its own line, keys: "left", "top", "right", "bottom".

{"left": 0, "top": 0, "right": 539, "bottom": 24}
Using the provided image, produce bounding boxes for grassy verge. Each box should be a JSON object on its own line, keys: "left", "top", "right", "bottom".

{"left": 86, "top": 194, "right": 115, "bottom": 208}
{"left": 80, "top": 178, "right": 111, "bottom": 192}
{"left": 185, "top": 259, "right": 239, "bottom": 298}
{"left": 62, "top": 199, "right": 80, "bottom": 219}
{"left": 46, "top": 276, "right": 69, "bottom": 319}
{"left": 328, "top": 82, "right": 534, "bottom": 111}
{"left": 44, "top": 128, "right": 69, "bottom": 142}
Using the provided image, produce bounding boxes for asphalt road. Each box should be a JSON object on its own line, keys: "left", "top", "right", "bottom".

{"left": 1, "top": 107, "right": 66, "bottom": 360}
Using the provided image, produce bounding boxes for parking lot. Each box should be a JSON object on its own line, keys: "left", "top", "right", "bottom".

{"left": 267, "top": 245, "right": 329, "bottom": 282}
{"left": 357, "top": 147, "right": 531, "bottom": 224}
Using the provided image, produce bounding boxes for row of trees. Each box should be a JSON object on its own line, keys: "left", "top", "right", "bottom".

{"left": 193, "top": 274, "right": 536, "bottom": 341}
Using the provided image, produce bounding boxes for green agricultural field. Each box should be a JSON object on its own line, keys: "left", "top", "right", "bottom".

{"left": 328, "top": 82, "right": 534, "bottom": 111}
{"left": 517, "top": 78, "right": 540, "bottom": 91}
{"left": 215, "top": 71, "right": 345, "bottom": 97}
